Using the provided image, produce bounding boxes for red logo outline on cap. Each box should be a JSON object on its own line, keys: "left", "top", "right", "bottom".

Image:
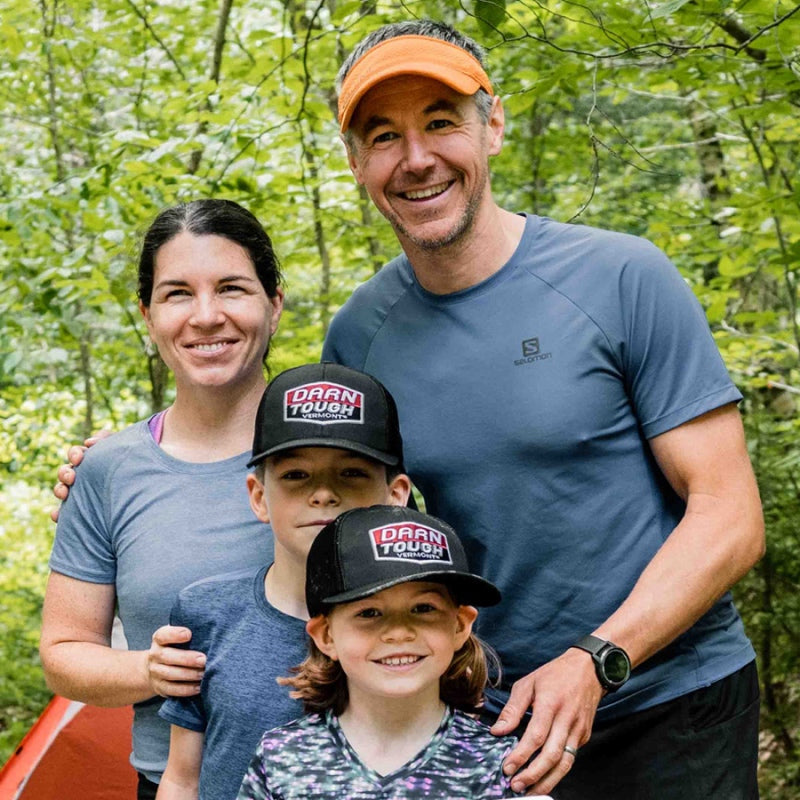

{"left": 369, "top": 522, "right": 453, "bottom": 564}
{"left": 284, "top": 382, "right": 364, "bottom": 425}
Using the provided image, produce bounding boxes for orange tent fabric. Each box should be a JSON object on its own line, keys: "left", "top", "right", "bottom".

{"left": 0, "top": 696, "right": 136, "bottom": 799}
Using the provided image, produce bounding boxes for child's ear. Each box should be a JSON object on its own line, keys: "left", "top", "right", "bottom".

{"left": 306, "top": 615, "right": 339, "bottom": 661}
{"left": 387, "top": 473, "right": 412, "bottom": 507}
{"left": 454, "top": 605, "right": 478, "bottom": 649}
{"left": 246, "top": 473, "right": 270, "bottom": 524}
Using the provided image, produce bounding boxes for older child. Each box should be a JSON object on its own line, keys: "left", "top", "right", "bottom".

{"left": 237, "top": 505, "right": 551, "bottom": 799}
{"left": 155, "top": 364, "right": 411, "bottom": 800}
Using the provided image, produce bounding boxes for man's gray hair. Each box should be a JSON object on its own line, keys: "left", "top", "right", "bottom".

{"left": 336, "top": 20, "right": 494, "bottom": 126}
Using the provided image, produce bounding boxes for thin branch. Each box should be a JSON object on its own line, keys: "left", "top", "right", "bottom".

{"left": 124, "top": 0, "right": 187, "bottom": 80}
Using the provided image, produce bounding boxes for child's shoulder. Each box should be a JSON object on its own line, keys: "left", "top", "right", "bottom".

{"left": 449, "top": 710, "right": 518, "bottom": 753}
{"left": 255, "top": 712, "right": 328, "bottom": 753}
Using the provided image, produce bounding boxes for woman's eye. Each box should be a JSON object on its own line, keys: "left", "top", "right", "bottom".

{"left": 165, "top": 289, "right": 190, "bottom": 299}
{"left": 220, "top": 284, "right": 245, "bottom": 294}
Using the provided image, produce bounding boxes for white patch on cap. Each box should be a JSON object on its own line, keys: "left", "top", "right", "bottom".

{"left": 369, "top": 522, "right": 453, "bottom": 564}
{"left": 284, "top": 382, "right": 364, "bottom": 425}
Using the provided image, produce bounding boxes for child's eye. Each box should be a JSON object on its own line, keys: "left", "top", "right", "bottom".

{"left": 341, "top": 468, "right": 369, "bottom": 479}
{"left": 280, "top": 470, "right": 308, "bottom": 481}
{"left": 355, "top": 607, "right": 381, "bottom": 619}
{"left": 412, "top": 603, "right": 437, "bottom": 614}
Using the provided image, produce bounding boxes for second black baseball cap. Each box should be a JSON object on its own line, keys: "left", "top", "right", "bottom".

{"left": 306, "top": 505, "right": 501, "bottom": 617}
{"left": 248, "top": 363, "right": 403, "bottom": 468}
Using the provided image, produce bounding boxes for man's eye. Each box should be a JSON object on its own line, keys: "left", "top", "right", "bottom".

{"left": 372, "top": 131, "right": 397, "bottom": 144}
{"left": 429, "top": 118, "right": 453, "bottom": 130}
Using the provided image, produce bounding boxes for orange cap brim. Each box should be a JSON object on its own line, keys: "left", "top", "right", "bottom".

{"left": 338, "top": 35, "right": 494, "bottom": 132}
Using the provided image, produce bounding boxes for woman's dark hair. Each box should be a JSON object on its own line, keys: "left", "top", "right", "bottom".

{"left": 137, "top": 199, "right": 282, "bottom": 307}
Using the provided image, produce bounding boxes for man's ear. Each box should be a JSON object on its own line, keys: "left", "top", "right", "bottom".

{"left": 306, "top": 615, "right": 338, "bottom": 661}
{"left": 343, "top": 134, "right": 365, "bottom": 185}
{"left": 246, "top": 473, "right": 270, "bottom": 524}
{"left": 387, "top": 473, "right": 412, "bottom": 507}
{"left": 486, "top": 95, "right": 505, "bottom": 157}
{"left": 454, "top": 605, "right": 478, "bottom": 650}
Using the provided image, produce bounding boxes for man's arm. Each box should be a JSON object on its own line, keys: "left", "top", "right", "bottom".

{"left": 155, "top": 726, "right": 204, "bottom": 800}
{"left": 40, "top": 573, "right": 207, "bottom": 705}
{"left": 492, "top": 403, "right": 765, "bottom": 795}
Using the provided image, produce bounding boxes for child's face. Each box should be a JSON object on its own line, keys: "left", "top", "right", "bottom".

{"left": 307, "top": 581, "right": 477, "bottom": 706}
{"left": 247, "top": 447, "right": 410, "bottom": 565}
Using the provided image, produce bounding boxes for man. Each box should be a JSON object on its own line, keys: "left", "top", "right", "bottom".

{"left": 322, "top": 19, "right": 765, "bottom": 799}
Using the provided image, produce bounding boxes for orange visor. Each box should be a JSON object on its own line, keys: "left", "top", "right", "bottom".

{"left": 338, "top": 35, "right": 494, "bottom": 133}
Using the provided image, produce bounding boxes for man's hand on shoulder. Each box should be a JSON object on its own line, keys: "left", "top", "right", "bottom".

{"left": 491, "top": 648, "right": 603, "bottom": 795}
{"left": 50, "top": 429, "right": 113, "bottom": 522}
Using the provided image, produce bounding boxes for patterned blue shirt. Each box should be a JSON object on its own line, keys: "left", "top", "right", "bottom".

{"left": 237, "top": 707, "right": 525, "bottom": 799}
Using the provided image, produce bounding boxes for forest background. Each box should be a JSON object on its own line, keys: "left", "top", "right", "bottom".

{"left": 0, "top": 0, "right": 798, "bottom": 794}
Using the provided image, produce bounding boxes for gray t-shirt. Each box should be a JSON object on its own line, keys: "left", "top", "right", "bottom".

{"left": 159, "top": 565, "right": 307, "bottom": 800}
{"left": 49, "top": 421, "right": 272, "bottom": 782}
{"left": 323, "top": 213, "right": 754, "bottom": 721}
{"left": 237, "top": 707, "right": 522, "bottom": 799}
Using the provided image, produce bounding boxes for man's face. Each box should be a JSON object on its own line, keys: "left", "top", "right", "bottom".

{"left": 346, "top": 75, "right": 504, "bottom": 253}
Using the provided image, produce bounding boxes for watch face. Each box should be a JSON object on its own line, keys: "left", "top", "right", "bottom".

{"left": 603, "top": 650, "right": 631, "bottom": 684}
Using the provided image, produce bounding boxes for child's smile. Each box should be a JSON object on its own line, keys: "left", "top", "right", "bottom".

{"left": 315, "top": 581, "right": 477, "bottom": 706}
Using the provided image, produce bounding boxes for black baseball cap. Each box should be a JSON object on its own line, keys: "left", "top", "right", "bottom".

{"left": 248, "top": 363, "right": 404, "bottom": 468}
{"left": 306, "top": 505, "right": 501, "bottom": 617}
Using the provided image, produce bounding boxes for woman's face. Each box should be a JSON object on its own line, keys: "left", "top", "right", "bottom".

{"left": 140, "top": 232, "right": 283, "bottom": 394}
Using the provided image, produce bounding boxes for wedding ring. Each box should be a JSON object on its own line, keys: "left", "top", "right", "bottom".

{"left": 564, "top": 744, "right": 578, "bottom": 757}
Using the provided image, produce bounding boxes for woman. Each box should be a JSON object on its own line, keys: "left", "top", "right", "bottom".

{"left": 40, "top": 199, "right": 284, "bottom": 799}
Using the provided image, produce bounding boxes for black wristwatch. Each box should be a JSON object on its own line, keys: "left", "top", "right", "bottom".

{"left": 571, "top": 634, "right": 631, "bottom": 693}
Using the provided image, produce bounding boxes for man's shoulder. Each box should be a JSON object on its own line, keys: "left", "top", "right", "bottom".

{"left": 324, "top": 253, "right": 413, "bottom": 365}
{"left": 529, "top": 216, "right": 667, "bottom": 264}
{"left": 334, "top": 254, "right": 412, "bottom": 319}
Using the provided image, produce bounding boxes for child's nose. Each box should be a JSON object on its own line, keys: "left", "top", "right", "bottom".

{"left": 309, "top": 483, "right": 339, "bottom": 506}
{"left": 380, "top": 617, "right": 416, "bottom": 641}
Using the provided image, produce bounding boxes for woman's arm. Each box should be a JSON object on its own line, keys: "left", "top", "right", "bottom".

{"left": 155, "top": 726, "right": 204, "bottom": 800}
{"left": 39, "top": 571, "right": 154, "bottom": 706}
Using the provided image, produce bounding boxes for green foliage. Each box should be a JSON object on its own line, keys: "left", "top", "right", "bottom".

{"left": 1, "top": 0, "right": 799, "bottom": 791}
{"left": 0, "top": 484, "right": 53, "bottom": 760}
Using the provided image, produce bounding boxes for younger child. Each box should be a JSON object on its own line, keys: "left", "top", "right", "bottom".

{"left": 237, "top": 505, "right": 551, "bottom": 799}
{"left": 156, "top": 364, "right": 411, "bottom": 800}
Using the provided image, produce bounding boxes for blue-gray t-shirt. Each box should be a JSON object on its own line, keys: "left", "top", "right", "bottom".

{"left": 322, "top": 213, "right": 754, "bottom": 720}
{"left": 49, "top": 421, "right": 272, "bottom": 781}
{"left": 159, "top": 565, "right": 307, "bottom": 800}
